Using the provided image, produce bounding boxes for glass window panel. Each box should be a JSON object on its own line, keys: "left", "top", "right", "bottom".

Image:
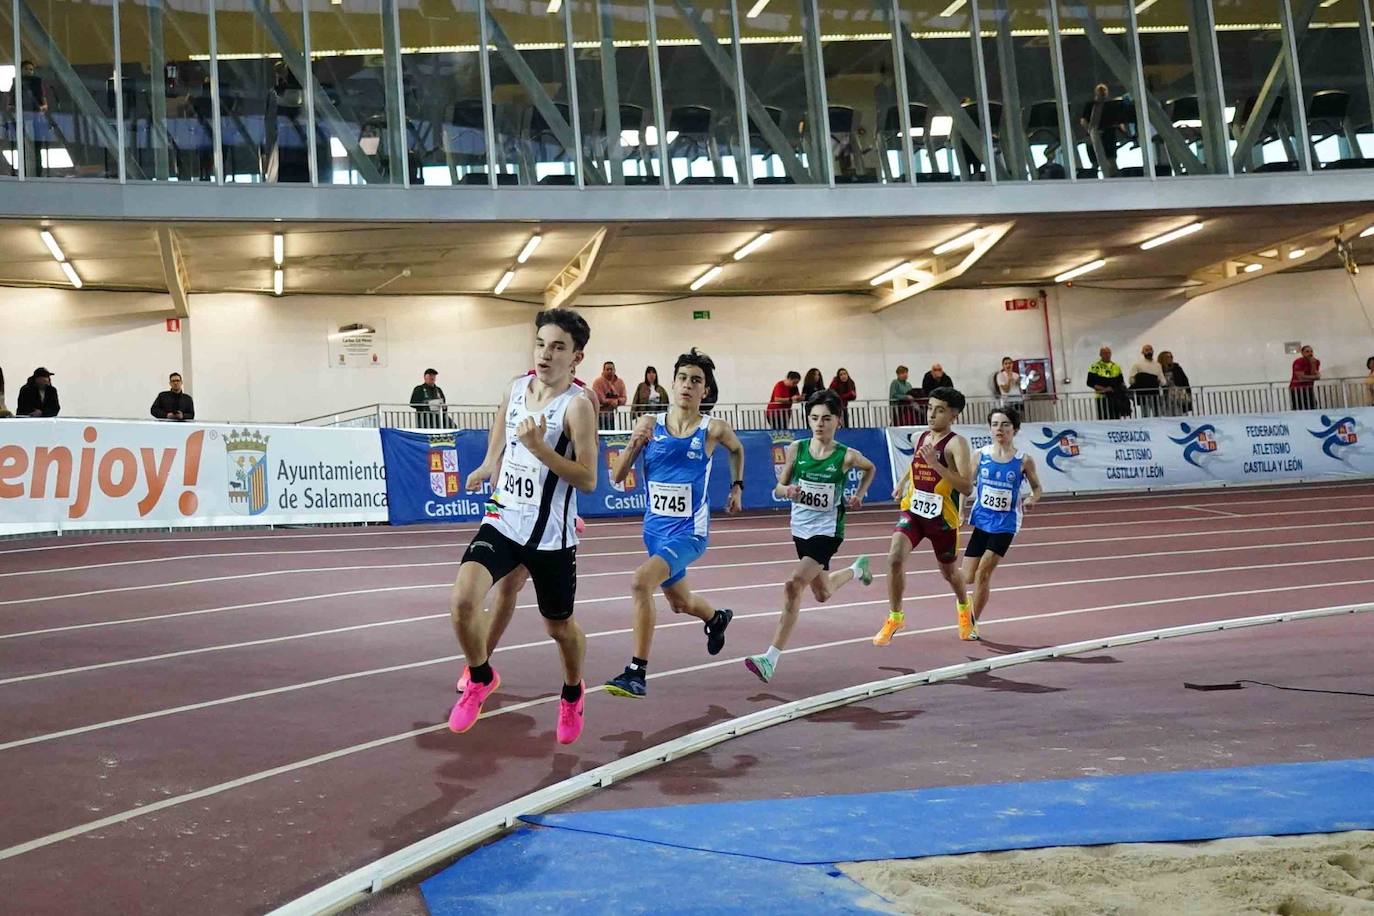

{"left": 119, "top": 0, "right": 213, "bottom": 181}
{"left": 1215, "top": 0, "right": 1304, "bottom": 173}
{"left": 736, "top": 0, "right": 824, "bottom": 184}
{"left": 483, "top": 0, "right": 577, "bottom": 186}
{"left": 17, "top": 0, "right": 120, "bottom": 178}
{"left": 397, "top": 0, "right": 488, "bottom": 186}
{"left": 820, "top": 29, "right": 898, "bottom": 184}
{"left": 1056, "top": 0, "right": 1152, "bottom": 177}
{"left": 306, "top": 0, "right": 402, "bottom": 185}
{"left": 1295, "top": 0, "right": 1371, "bottom": 168}
{"left": 215, "top": 0, "right": 318, "bottom": 183}
{"left": 569, "top": 0, "right": 662, "bottom": 185}
{"left": 978, "top": 0, "right": 1070, "bottom": 180}
{"left": 653, "top": 0, "right": 746, "bottom": 185}
{"left": 894, "top": 0, "right": 994, "bottom": 182}
{"left": 1135, "top": 0, "right": 1226, "bottom": 174}
{"left": 1, "top": 4, "right": 16, "bottom": 176}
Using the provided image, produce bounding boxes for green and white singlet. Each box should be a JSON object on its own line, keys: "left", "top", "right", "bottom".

{"left": 790, "top": 438, "right": 849, "bottom": 539}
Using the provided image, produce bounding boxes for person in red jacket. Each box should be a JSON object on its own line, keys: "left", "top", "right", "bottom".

{"left": 829, "top": 367, "right": 857, "bottom": 427}
{"left": 766, "top": 371, "right": 801, "bottom": 429}
{"left": 1289, "top": 344, "right": 1320, "bottom": 411}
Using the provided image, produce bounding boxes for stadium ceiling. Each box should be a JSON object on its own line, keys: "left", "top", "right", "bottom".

{"left": 1, "top": 203, "right": 1371, "bottom": 301}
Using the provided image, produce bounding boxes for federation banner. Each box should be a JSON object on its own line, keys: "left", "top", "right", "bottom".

{"left": 379, "top": 428, "right": 492, "bottom": 525}
{"left": 0, "top": 419, "right": 388, "bottom": 536}
{"left": 884, "top": 408, "right": 1374, "bottom": 494}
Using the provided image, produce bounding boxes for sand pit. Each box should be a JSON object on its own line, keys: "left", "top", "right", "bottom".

{"left": 842, "top": 831, "right": 1374, "bottom": 915}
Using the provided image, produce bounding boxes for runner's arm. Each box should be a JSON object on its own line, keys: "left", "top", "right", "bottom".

{"left": 711, "top": 419, "right": 746, "bottom": 513}
{"left": 523, "top": 393, "right": 598, "bottom": 492}
{"left": 1021, "top": 454, "right": 1044, "bottom": 509}
{"left": 465, "top": 386, "right": 513, "bottom": 490}
{"left": 891, "top": 466, "right": 910, "bottom": 500}
{"left": 844, "top": 448, "right": 877, "bottom": 505}
{"left": 613, "top": 413, "right": 655, "bottom": 484}
{"left": 773, "top": 441, "right": 800, "bottom": 499}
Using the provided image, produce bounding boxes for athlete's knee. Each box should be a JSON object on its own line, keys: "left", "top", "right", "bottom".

{"left": 886, "top": 545, "right": 906, "bottom": 567}
{"left": 974, "top": 564, "right": 995, "bottom": 586}
{"left": 938, "top": 562, "right": 959, "bottom": 582}
{"left": 451, "top": 585, "right": 481, "bottom": 621}
{"left": 812, "top": 582, "right": 833, "bottom": 603}
{"left": 630, "top": 565, "right": 659, "bottom": 596}
{"left": 543, "top": 615, "right": 578, "bottom": 640}
{"left": 784, "top": 573, "right": 808, "bottom": 601}
{"left": 664, "top": 590, "right": 693, "bottom": 615}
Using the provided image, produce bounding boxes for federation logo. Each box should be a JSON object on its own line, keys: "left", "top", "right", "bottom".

{"left": 1308, "top": 415, "right": 1358, "bottom": 460}
{"left": 770, "top": 430, "right": 797, "bottom": 483}
{"left": 1031, "top": 427, "right": 1081, "bottom": 472}
{"left": 225, "top": 428, "right": 270, "bottom": 515}
{"left": 604, "top": 439, "right": 638, "bottom": 492}
{"left": 1168, "top": 422, "right": 1219, "bottom": 468}
{"left": 427, "top": 433, "right": 461, "bottom": 498}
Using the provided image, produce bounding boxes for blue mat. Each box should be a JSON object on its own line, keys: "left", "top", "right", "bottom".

{"left": 524, "top": 757, "right": 1374, "bottom": 864}
{"left": 420, "top": 827, "right": 887, "bottom": 915}
{"left": 422, "top": 757, "right": 1374, "bottom": 915}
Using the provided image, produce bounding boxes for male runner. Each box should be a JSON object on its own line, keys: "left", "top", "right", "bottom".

{"left": 447, "top": 308, "right": 598, "bottom": 744}
{"left": 745, "top": 390, "right": 876, "bottom": 682}
{"left": 873, "top": 386, "right": 974, "bottom": 646}
{"left": 604, "top": 348, "right": 745, "bottom": 698}
{"left": 959, "top": 406, "right": 1042, "bottom": 639}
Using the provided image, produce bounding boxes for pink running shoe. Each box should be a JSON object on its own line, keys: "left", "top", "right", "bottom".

{"left": 455, "top": 666, "right": 470, "bottom": 693}
{"left": 556, "top": 681, "right": 586, "bottom": 745}
{"left": 448, "top": 670, "right": 500, "bottom": 733}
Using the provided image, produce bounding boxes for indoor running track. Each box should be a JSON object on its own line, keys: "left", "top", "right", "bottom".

{"left": 2, "top": 481, "right": 1373, "bottom": 915}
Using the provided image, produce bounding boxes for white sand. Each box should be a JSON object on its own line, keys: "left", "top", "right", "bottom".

{"left": 842, "top": 831, "right": 1374, "bottom": 915}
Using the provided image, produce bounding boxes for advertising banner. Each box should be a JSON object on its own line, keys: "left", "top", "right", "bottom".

{"left": 0, "top": 419, "right": 387, "bottom": 536}
{"left": 885, "top": 408, "right": 1374, "bottom": 494}
{"left": 380, "top": 428, "right": 492, "bottom": 525}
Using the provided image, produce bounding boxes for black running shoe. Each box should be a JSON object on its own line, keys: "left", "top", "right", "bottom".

{"left": 704, "top": 608, "right": 733, "bottom": 656}
{"left": 604, "top": 668, "right": 647, "bottom": 698}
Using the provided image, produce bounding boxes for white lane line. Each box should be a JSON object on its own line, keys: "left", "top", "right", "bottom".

{"left": 6, "top": 552, "right": 1373, "bottom": 687}
{"left": 2, "top": 589, "right": 1369, "bottom": 864}
{"left": 2, "top": 480, "right": 1371, "bottom": 559}
{"left": 6, "top": 522, "right": 1374, "bottom": 642}
{"left": 10, "top": 502, "right": 1374, "bottom": 609}
{"left": 1190, "top": 505, "right": 1241, "bottom": 518}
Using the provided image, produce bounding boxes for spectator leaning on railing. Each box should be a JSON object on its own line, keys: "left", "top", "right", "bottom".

{"left": 409, "top": 368, "right": 447, "bottom": 429}
{"left": 802, "top": 367, "right": 825, "bottom": 400}
{"left": 1087, "top": 347, "right": 1129, "bottom": 419}
{"left": 889, "top": 365, "right": 917, "bottom": 426}
{"left": 0, "top": 365, "right": 10, "bottom": 418}
{"left": 1158, "top": 351, "right": 1191, "bottom": 415}
{"left": 766, "top": 371, "right": 802, "bottom": 430}
{"left": 829, "top": 368, "right": 857, "bottom": 427}
{"left": 1128, "top": 344, "right": 1165, "bottom": 417}
{"left": 16, "top": 367, "right": 60, "bottom": 418}
{"left": 1289, "top": 345, "right": 1321, "bottom": 411}
{"left": 994, "top": 356, "right": 1022, "bottom": 409}
{"left": 592, "top": 360, "right": 628, "bottom": 429}
{"left": 1365, "top": 356, "right": 1374, "bottom": 405}
{"left": 631, "top": 365, "right": 668, "bottom": 417}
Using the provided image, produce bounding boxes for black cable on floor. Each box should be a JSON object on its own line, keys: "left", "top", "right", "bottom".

{"left": 1184, "top": 680, "right": 1374, "bottom": 698}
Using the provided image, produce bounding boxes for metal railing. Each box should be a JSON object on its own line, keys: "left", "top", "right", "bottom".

{"left": 295, "top": 377, "right": 1374, "bottom": 431}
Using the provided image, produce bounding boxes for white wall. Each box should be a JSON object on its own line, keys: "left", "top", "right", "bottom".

{"left": 3, "top": 267, "right": 1372, "bottom": 422}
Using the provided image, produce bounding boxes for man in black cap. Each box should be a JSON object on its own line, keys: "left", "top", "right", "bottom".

{"left": 17, "top": 367, "right": 61, "bottom": 417}
{"left": 410, "top": 368, "right": 447, "bottom": 428}
{"left": 151, "top": 372, "right": 196, "bottom": 421}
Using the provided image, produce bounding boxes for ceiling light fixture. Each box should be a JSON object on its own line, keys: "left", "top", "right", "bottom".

{"left": 546, "top": 0, "right": 562, "bottom": 12}
{"left": 1288, "top": 248, "right": 1306, "bottom": 259}
{"left": 746, "top": 0, "right": 770, "bottom": 16}
{"left": 1360, "top": 226, "right": 1374, "bottom": 238}
{"left": 517, "top": 234, "right": 542, "bottom": 264}
{"left": 273, "top": 233, "right": 284, "bottom": 267}
{"left": 1134, "top": 0, "right": 1159, "bottom": 12}
{"left": 494, "top": 269, "right": 516, "bottom": 295}
{"left": 1139, "top": 221, "right": 1203, "bottom": 250}
{"left": 870, "top": 261, "right": 916, "bottom": 285}
{"left": 733, "top": 232, "right": 772, "bottom": 260}
{"left": 60, "top": 261, "right": 83, "bottom": 289}
{"left": 939, "top": 0, "right": 966, "bottom": 15}
{"left": 932, "top": 227, "right": 983, "bottom": 255}
{"left": 1054, "top": 258, "right": 1106, "bottom": 283}
{"left": 273, "top": 268, "right": 284, "bottom": 295}
{"left": 1243, "top": 262, "right": 1264, "bottom": 273}
{"left": 690, "top": 265, "right": 723, "bottom": 291}
{"left": 40, "top": 229, "right": 67, "bottom": 262}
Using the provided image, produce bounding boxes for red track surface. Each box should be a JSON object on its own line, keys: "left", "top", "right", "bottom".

{"left": 2, "top": 481, "right": 1373, "bottom": 915}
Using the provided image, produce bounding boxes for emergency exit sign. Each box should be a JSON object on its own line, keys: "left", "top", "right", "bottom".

{"left": 1004, "top": 298, "right": 1038, "bottom": 311}
{"left": 693, "top": 310, "right": 711, "bottom": 320}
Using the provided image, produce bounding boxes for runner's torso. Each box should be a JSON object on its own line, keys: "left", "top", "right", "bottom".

{"left": 486, "top": 376, "right": 580, "bottom": 550}
{"left": 642, "top": 413, "right": 713, "bottom": 541}
{"left": 970, "top": 445, "right": 1025, "bottom": 535}
{"left": 791, "top": 438, "right": 848, "bottom": 539}
{"left": 903, "top": 430, "right": 961, "bottom": 529}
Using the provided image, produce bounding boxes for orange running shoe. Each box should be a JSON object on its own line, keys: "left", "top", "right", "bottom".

{"left": 957, "top": 603, "right": 980, "bottom": 641}
{"left": 873, "top": 614, "right": 905, "bottom": 646}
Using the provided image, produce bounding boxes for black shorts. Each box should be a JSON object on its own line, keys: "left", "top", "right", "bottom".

{"left": 965, "top": 528, "right": 1015, "bottom": 559}
{"left": 793, "top": 534, "right": 843, "bottom": 570}
{"left": 460, "top": 524, "right": 577, "bottom": 620}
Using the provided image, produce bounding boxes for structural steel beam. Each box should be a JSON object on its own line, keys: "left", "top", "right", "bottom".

{"left": 155, "top": 225, "right": 191, "bottom": 318}
{"left": 1184, "top": 213, "right": 1374, "bottom": 298}
{"left": 1230, "top": 0, "right": 1320, "bottom": 170}
{"left": 545, "top": 226, "right": 615, "bottom": 310}
{"left": 871, "top": 221, "right": 1014, "bottom": 311}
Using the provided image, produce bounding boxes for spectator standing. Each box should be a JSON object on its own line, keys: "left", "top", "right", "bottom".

{"left": 1364, "top": 356, "right": 1374, "bottom": 405}
{"left": 829, "top": 367, "right": 857, "bottom": 427}
{"left": 0, "top": 365, "right": 10, "bottom": 418}
{"left": 766, "top": 371, "right": 802, "bottom": 430}
{"left": 1159, "top": 351, "right": 1191, "bottom": 415}
{"left": 1128, "top": 344, "right": 1165, "bottom": 417}
{"left": 409, "top": 368, "right": 447, "bottom": 429}
{"left": 1086, "top": 347, "right": 1128, "bottom": 419}
{"left": 801, "top": 367, "right": 825, "bottom": 400}
{"left": 16, "top": 367, "right": 60, "bottom": 417}
{"left": 889, "top": 365, "right": 917, "bottom": 426}
{"left": 592, "top": 360, "right": 628, "bottom": 429}
{"left": 920, "top": 362, "right": 952, "bottom": 395}
{"left": 995, "top": 356, "right": 1023, "bottom": 409}
{"left": 150, "top": 372, "right": 196, "bottom": 421}
{"left": 1289, "top": 345, "right": 1321, "bottom": 411}
{"left": 631, "top": 365, "right": 668, "bottom": 417}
